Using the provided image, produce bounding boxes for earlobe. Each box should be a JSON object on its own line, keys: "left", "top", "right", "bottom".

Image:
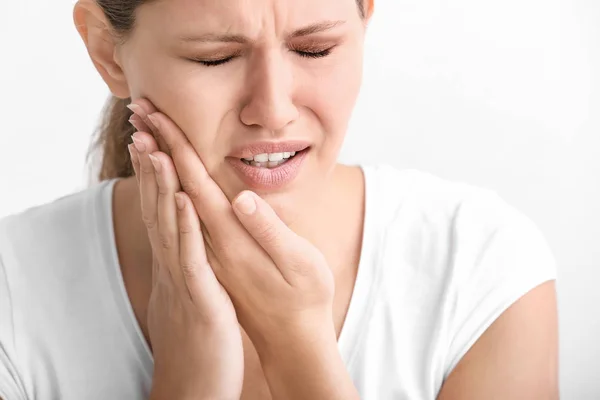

{"left": 73, "top": 0, "right": 131, "bottom": 99}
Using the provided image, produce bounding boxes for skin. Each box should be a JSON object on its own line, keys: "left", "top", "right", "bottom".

{"left": 68, "top": 0, "right": 560, "bottom": 399}
{"left": 128, "top": 127, "right": 245, "bottom": 399}
{"left": 128, "top": 113, "right": 362, "bottom": 399}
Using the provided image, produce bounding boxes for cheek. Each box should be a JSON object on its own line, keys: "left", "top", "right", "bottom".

{"left": 303, "top": 48, "right": 364, "bottom": 141}
{"left": 129, "top": 58, "right": 228, "bottom": 166}
{"left": 162, "top": 77, "right": 234, "bottom": 171}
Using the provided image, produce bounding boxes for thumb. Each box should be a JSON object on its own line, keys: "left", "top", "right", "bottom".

{"left": 232, "top": 191, "right": 307, "bottom": 267}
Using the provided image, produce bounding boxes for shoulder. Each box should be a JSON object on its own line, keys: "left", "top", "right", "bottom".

{"left": 0, "top": 178, "right": 138, "bottom": 399}
{"left": 364, "top": 165, "right": 489, "bottom": 224}
{"left": 0, "top": 179, "right": 118, "bottom": 273}
{"left": 363, "top": 165, "right": 557, "bottom": 391}
{"left": 365, "top": 165, "right": 530, "bottom": 264}
{"left": 368, "top": 165, "right": 557, "bottom": 299}
{"left": 365, "top": 165, "right": 555, "bottom": 267}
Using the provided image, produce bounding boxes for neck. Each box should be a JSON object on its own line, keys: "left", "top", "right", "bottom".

{"left": 113, "top": 163, "right": 365, "bottom": 277}
{"left": 291, "top": 164, "right": 365, "bottom": 272}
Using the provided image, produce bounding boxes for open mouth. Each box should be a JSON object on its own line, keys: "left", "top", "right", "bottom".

{"left": 240, "top": 147, "right": 309, "bottom": 169}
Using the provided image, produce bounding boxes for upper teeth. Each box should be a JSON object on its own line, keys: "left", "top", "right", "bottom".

{"left": 243, "top": 152, "right": 296, "bottom": 162}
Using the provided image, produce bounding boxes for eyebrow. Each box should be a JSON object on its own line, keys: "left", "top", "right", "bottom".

{"left": 179, "top": 20, "right": 346, "bottom": 44}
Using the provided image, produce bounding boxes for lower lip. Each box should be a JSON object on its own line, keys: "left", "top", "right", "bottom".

{"left": 227, "top": 149, "right": 309, "bottom": 190}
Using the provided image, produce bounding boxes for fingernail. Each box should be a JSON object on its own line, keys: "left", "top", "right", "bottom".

{"left": 126, "top": 104, "right": 146, "bottom": 118}
{"left": 127, "top": 143, "right": 138, "bottom": 163}
{"left": 129, "top": 118, "right": 144, "bottom": 132}
{"left": 174, "top": 193, "right": 185, "bottom": 210}
{"left": 131, "top": 134, "right": 146, "bottom": 153}
{"left": 235, "top": 192, "right": 256, "bottom": 215}
{"left": 148, "top": 153, "right": 162, "bottom": 174}
{"left": 147, "top": 114, "right": 160, "bottom": 130}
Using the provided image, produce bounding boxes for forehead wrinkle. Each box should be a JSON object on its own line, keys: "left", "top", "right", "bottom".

{"left": 156, "top": 0, "right": 334, "bottom": 44}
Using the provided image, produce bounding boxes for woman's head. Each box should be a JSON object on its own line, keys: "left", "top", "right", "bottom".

{"left": 76, "top": 0, "right": 373, "bottom": 212}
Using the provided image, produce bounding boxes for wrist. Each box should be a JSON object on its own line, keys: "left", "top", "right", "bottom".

{"left": 253, "top": 314, "right": 337, "bottom": 360}
{"left": 150, "top": 386, "right": 238, "bottom": 400}
{"left": 256, "top": 323, "right": 359, "bottom": 400}
{"left": 150, "top": 366, "right": 239, "bottom": 400}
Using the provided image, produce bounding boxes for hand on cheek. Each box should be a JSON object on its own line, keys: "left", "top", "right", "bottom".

{"left": 128, "top": 98, "right": 338, "bottom": 356}
{"left": 126, "top": 126, "right": 245, "bottom": 400}
{"left": 127, "top": 99, "right": 171, "bottom": 155}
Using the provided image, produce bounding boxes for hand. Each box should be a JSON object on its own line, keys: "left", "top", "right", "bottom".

{"left": 127, "top": 127, "right": 244, "bottom": 400}
{"left": 127, "top": 99, "right": 337, "bottom": 357}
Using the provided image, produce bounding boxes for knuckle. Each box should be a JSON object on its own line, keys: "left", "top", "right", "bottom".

{"left": 180, "top": 260, "right": 202, "bottom": 278}
{"left": 180, "top": 178, "right": 201, "bottom": 200}
{"left": 178, "top": 219, "right": 195, "bottom": 235}
{"left": 288, "top": 260, "right": 310, "bottom": 277}
{"left": 130, "top": 155, "right": 140, "bottom": 167}
{"left": 156, "top": 182, "right": 169, "bottom": 196}
{"left": 256, "top": 223, "right": 278, "bottom": 244}
{"left": 140, "top": 163, "right": 154, "bottom": 175}
{"left": 141, "top": 213, "right": 157, "bottom": 230}
{"left": 158, "top": 231, "right": 173, "bottom": 250}
{"left": 158, "top": 233, "right": 173, "bottom": 250}
{"left": 287, "top": 248, "right": 321, "bottom": 277}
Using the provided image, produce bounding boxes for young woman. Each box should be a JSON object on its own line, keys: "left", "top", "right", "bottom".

{"left": 0, "top": 0, "right": 559, "bottom": 399}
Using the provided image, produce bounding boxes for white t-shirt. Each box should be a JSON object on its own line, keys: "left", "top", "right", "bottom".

{"left": 0, "top": 165, "right": 557, "bottom": 400}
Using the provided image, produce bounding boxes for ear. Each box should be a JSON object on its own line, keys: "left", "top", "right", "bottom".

{"left": 365, "top": 0, "right": 375, "bottom": 22}
{"left": 73, "top": 0, "right": 131, "bottom": 99}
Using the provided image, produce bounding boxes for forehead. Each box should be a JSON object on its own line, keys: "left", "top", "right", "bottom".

{"left": 140, "top": 0, "right": 358, "bottom": 35}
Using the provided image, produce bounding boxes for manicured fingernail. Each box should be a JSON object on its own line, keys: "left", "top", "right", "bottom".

{"left": 147, "top": 114, "right": 160, "bottom": 130}
{"left": 148, "top": 153, "right": 162, "bottom": 174}
{"left": 126, "top": 104, "right": 146, "bottom": 117}
{"left": 174, "top": 193, "right": 185, "bottom": 210}
{"left": 235, "top": 192, "right": 256, "bottom": 215}
{"left": 129, "top": 118, "right": 144, "bottom": 132}
{"left": 131, "top": 134, "right": 146, "bottom": 153}
{"left": 127, "top": 143, "right": 138, "bottom": 163}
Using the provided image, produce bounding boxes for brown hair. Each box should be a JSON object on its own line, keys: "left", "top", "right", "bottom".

{"left": 89, "top": 0, "right": 366, "bottom": 182}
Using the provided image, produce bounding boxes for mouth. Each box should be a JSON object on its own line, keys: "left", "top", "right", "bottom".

{"left": 226, "top": 143, "right": 311, "bottom": 190}
{"left": 240, "top": 147, "right": 309, "bottom": 168}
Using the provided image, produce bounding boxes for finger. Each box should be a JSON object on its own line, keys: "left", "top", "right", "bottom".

{"left": 175, "top": 191, "right": 227, "bottom": 306}
{"left": 150, "top": 151, "right": 190, "bottom": 297}
{"left": 146, "top": 111, "right": 234, "bottom": 238}
{"left": 127, "top": 100, "right": 159, "bottom": 135}
{"left": 127, "top": 99, "right": 170, "bottom": 153}
{"left": 129, "top": 108, "right": 218, "bottom": 247}
{"left": 232, "top": 191, "right": 313, "bottom": 270}
{"left": 128, "top": 143, "right": 141, "bottom": 187}
{"left": 128, "top": 113, "right": 150, "bottom": 133}
{"left": 131, "top": 132, "right": 163, "bottom": 277}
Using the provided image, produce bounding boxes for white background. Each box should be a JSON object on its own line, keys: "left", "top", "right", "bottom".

{"left": 0, "top": 0, "right": 598, "bottom": 398}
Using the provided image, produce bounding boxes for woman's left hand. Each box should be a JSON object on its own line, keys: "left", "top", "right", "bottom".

{"left": 127, "top": 99, "right": 337, "bottom": 357}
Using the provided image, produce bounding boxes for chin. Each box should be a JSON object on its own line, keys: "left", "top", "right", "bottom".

{"left": 260, "top": 189, "right": 308, "bottom": 227}
{"left": 218, "top": 174, "right": 310, "bottom": 225}
{"left": 216, "top": 152, "right": 334, "bottom": 224}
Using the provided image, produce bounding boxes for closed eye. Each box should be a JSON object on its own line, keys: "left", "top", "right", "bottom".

{"left": 197, "top": 57, "right": 236, "bottom": 67}
{"left": 192, "top": 47, "right": 335, "bottom": 67}
{"left": 295, "top": 48, "right": 334, "bottom": 59}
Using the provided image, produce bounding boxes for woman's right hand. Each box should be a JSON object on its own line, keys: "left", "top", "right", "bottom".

{"left": 128, "top": 130, "right": 244, "bottom": 400}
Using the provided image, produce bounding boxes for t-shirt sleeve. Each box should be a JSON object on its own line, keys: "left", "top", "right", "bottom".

{"left": 0, "top": 253, "right": 28, "bottom": 400}
{"left": 442, "top": 190, "right": 558, "bottom": 381}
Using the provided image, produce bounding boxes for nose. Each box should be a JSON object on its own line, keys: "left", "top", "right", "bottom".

{"left": 239, "top": 50, "right": 299, "bottom": 132}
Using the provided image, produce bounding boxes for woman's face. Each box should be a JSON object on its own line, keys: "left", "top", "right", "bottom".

{"left": 117, "top": 0, "right": 367, "bottom": 215}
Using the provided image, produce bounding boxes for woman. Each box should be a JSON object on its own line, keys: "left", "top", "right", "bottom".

{"left": 0, "top": 0, "right": 559, "bottom": 399}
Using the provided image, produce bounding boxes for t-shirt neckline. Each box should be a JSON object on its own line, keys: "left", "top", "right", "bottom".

{"left": 336, "top": 165, "right": 382, "bottom": 370}
{"left": 97, "top": 165, "right": 380, "bottom": 376}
